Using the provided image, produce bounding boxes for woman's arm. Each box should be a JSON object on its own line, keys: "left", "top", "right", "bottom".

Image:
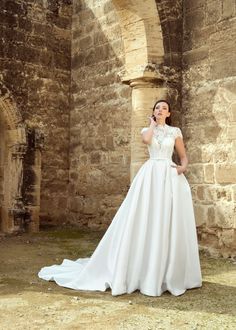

{"left": 174, "top": 136, "right": 188, "bottom": 174}
{"left": 141, "top": 117, "right": 156, "bottom": 144}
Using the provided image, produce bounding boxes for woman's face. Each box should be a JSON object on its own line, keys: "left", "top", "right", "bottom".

{"left": 153, "top": 101, "right": 170, "bottom": 120}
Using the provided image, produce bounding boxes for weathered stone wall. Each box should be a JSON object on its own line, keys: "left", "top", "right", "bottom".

{"left": 182, "top": 0, "right": 236, "bottom": 257}
{"left": 0, "top": 0, "right": 72, "bottom": 225}
{"left": 156, "top": 0, "right": 183, "bottom": 127}
{"left": 1, "top": 0, "right": 235, "bottom": 257}
{"left": 69, "top": 0, "right": 131, "bottom": 228}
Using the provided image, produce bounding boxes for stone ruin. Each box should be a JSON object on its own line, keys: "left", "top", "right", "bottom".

{"left": 0, "top": 0, "right": 235, "bottom": 258}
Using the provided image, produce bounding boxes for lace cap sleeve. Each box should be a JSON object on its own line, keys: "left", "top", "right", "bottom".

{"left": 140, "top": 127, "right": 149, "bottom": 134}
{"left": 173, "top": 127, "right": 183, "bottom": 139}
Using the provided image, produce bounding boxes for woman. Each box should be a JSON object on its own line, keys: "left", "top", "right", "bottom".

{"left": 38, "top": 99, "right": 202, "bottom": 297}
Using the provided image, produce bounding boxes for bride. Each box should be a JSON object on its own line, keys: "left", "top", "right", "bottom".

{"left": 38, "top": 99, "right": 202, "bottom": 297}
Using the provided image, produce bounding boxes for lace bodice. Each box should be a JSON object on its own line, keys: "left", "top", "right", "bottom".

{"left": 141, "top": 124, "right": 183, "bottom": 160}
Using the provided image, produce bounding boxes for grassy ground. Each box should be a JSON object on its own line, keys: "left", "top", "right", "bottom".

{"left": 0, "top": 227, "right": 235, "bottom": 330}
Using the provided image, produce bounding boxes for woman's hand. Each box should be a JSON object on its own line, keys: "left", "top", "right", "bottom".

{"left": 176, "top": 165, "right": 184, "bottom": 175}
{"left": 171, "top": 165, "right": 185, "bottom": 175}
{"left": 141, "top": 117, "right": 156, "bottom": 144}
{"left": 147, "top": 116, "right": 157, "bottom": 128}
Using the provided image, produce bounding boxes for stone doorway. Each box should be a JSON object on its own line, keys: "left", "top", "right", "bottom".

{"left": 0, "top": 84, "right": 43, "bottom": 234}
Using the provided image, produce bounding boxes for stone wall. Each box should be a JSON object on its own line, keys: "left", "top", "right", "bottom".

{"left": 0, "top": 0, "right": 235, "bottom": 257}
{"left": 0, "top": 0, "right": 72, "bottom": 225}
{"left": 68, "top": 0, "right": 131, "bottom": 229}
{"left": 156, "top": 0, "right": 183, "bottom": 128}
{"left": 182, "top": 0, "right": 236, "bottom": 257}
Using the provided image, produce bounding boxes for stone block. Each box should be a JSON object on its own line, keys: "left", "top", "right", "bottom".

{"left": 196, "top": 185, "right": 205, "bottom": 200}
{"left": 214, "top": 186, "right": 232, "bottom": 202}
{"left": 207, "top": 206, "right": 216, "bottom": 227}
{"left": 91, "top": 152, "right": 101, "bottom": 164}
{"left": 183, "top": 46, "right": 209, "bottom": 65}
{"left": 215, "top": 164, "right": 236, "bottom": 184}
{"left": 103, "top": 1, "right": 114, "bottom": 15}
{"left": 204, "top": 164, "right": 215, "bottom": 183}
{"left": 215, "top": 204, "right": 235, "bottom": 228}
{"left": 222, "top": 0, "right": 235, "bottom": 19}
{"left": 229, "top": 103, "right": 236, "bottom": 122}
{"left": 226, "top": 125, "right": 236, "bottom": 140}
{"left": 210, "top": 55, "right": 236, "bottom": 80}
{"left": 186, "top": 164, "right": 204, "bottom": 184}
{"left": 232, "top": 185, "right": 236, "bottom": 202}
{"left": 83, "top": 197, "right": 99, "bottom": 215}
{"left": 201, "top": 145, "right": 214, "bottom": 163}
{"left": 185, "top": 0, "right": 205, "bottom": 12}
{"left": 79, "top": 35, "right": 94, "bottom": 49}
{"left": 94, "top": 31, "right": 108, "bottom": 46}
{"left": 184, "top": 9, "right": 205, "bottom": 30}
{"left": 105, "top": 11, "right": 119, "bottom": 25}
{"left": 78, "top": 8, "right": 94, "bottom": 24}
{"left": 219, "top": 229, "right": 235, "bottom": 248}
{"left": 194, "top": 203, "right": 206, "bottom": 226}
{"left": 69, "top": 197, "right": 83, "bottom": 213}
{"left": 192, "top": 25, "right": 216, "bottom": 48}
{"left": 206, "top": 0, "right": 221, "bottom": 25}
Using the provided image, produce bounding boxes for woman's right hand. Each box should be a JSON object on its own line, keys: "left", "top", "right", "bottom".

{"left": 147, "top": 116, "right": 157, "bottom": 128}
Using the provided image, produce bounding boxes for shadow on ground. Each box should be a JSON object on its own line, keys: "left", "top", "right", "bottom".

{"left": 0, "top": 227, "right": 235, "bottom": 330}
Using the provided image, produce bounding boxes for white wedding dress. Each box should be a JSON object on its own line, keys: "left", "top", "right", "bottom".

{"left": 38, "top": 124, "right": 202, "bottom": 296}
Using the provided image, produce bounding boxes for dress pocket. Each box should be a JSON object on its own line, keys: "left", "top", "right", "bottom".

{"left": 170, "top": 165, "right": 179, "bottom": 176}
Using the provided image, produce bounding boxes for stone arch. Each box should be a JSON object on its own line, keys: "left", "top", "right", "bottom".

{"left": 0, "top": 82, "right": 24, "bottom": 132}
{"left": 112, "top": 0, "right": 165, "bottom": 80}
{"left": 0, "top": 82, "right": 42, "bottom": 234}
{"left": 0, "top": 83, "right": 26, "bottom": 166}
{"left": 112, "top": 0, "right": 167, "bottom": 179}
{"left": 0, "top": 82, "right": 27, "bottom": 233}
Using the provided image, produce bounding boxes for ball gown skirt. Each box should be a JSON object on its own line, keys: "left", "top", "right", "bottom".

{"left": 38, "top": 125, "right": 202, "bottom": 297}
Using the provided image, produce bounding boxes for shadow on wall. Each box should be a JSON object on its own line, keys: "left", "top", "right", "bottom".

{"left": 68, "top": 1, "right": 132, "bottom": 228}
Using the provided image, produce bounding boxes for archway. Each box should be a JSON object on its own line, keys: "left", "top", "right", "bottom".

{"left": 0, "top": 83, "right": 42, "bottom": 233}
{"left": 112, "top": 0, "right": 167, "bottom": 179}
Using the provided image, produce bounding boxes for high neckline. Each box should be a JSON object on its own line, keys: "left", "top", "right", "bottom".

{"left": 156, "top": 123, "right": 167, "bottom": 128}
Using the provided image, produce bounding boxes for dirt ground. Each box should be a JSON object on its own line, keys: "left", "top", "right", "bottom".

{"left": 0, "top": 227, "right": 235, "bottom": 330}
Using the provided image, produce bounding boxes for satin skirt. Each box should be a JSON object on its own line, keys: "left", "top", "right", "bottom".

{"left": 38, "top": 158, "right": 202, "bottom": 296}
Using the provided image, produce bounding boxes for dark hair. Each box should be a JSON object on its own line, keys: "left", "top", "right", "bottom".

{"left": 152, "top": 99, "right": 171, "bottom": 126}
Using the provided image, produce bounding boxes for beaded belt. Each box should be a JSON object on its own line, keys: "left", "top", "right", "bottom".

{"left": 149, "top": 157, "right": 171, "bottom": 161}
